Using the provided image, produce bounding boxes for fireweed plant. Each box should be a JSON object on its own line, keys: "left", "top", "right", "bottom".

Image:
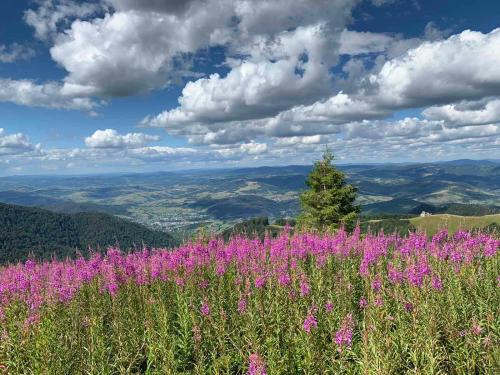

{"left": 0, "top": 227, "right": 498, "bottom": 374}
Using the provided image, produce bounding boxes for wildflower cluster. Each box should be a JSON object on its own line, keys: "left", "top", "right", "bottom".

{"left": 0, "top": 227, "right": 498, "bottom": 373}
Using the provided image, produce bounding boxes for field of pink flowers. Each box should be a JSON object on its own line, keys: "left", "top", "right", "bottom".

{"left": 0, "top": 227, "right": 499, "bottom": 374}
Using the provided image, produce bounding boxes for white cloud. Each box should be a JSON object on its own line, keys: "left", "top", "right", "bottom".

{"left": 105, "top": 0, "right": 198, "bottom": 14}
{"left": 424, "top": 124, "right": 499, "bottom": 142}
{"left": 18, "top": 0, "right": 357, "bottom": 107}
{"left": 3, "top": 0, "right": 498, "bottom": 169}
{"left": 239, "top": 141, "right": 268, "bottom": 155}
{"left": 24, "top": 0, "right": 102, "bottom": 41}
{"left": 0, "top": 43, "right": 35, "bottom": 63}
{"left": 0, "top": 78, "right": 96, "bottom": 110}
{"left": 141, "top": 23, "right": 339, "bottom": 126}
{"left": 49, "top": 5, "right": 233, "bottom": 97}
{"left": 369, "top": 29, "right": 500, "bottom": 108}
{"left": 0, "top": 128, "right": 38, "bottom": 156}
{"left": 275, "top": 135, "right": 326, "bottom": 146}
{"left": 84, "top": 129, "right": 159, "bottom": 149}
{"left": 149, "top": 92, "right": 387, "bottom": 145}
{"left": 339, "top": 30, "right": 394, "bottom": 55}
{"left": 47, "top": 0, "right": 356, "bottom": 99}
{"left": 423, "top": 98, "right": 500, "bottom": 126}
{"left": 342, "top": 117, "right": 500, "bottom": 145}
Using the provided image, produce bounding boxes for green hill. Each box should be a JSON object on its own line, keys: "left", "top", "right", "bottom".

{"left": 221, "top": 217, "right": 284, "bottom": 240}
{"left": 409, "top": 214, "right": 500, "bottom": 236}
{"left": 0, "top": 202, "right": 176, "bottom": 263}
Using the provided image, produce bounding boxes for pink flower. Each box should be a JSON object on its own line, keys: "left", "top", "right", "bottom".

{"left": 325, "top": 301, "right": 334, "bottom": 313}
{"left": 300, "top": 275, "right": 311, "bottom": 297}
{"left": 471, "top": 323, "right": 482, "bottom": 335}
{"left": 237, "top": 298, "right": 248, "bottom": 314}
{"left": 371, "top": 277, "right": 382, "bottom": 292}
{"left": 175, "top": 277, "right": 185, "bottom": 287}
{"left": 278, "top": 272, "right": 291, "bottom": 287}
{"left": 248, "top": 353, "right": 267, "bottom": 375}
{"left": 200, "top": 300, "right": 210, "bottom": 316}
{"left": 335, "top": 313, "right": 354, "bottom": 351}
{"left": 404, "top": 302, "right": 414, "bottom": 313}
{"left": 254, "top": 276, "right": 266, "bottom": 289}
{"left": 198, "top": 280, "right": 209, "bottom": 289}
{"left": 483, "top": 238, "right": 498, "bottom": 257}
{"left": 431, "top": 276, "right": 443, "bottom": 291}
{"left": 303, "top": 313, "right": 318, "bottom": 334}
{"left": 359, "top": 297, "right": 368, "bottom": 309}
{"left": 387, "top": 263, "right": 404, "bottom": 284}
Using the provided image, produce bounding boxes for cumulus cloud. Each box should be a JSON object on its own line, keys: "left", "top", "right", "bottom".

{"left": 24, "top": 0, "right": 102, "bottom": 41}
{"left": 145, "top": 24, "right": 336, "bottom": 127}
{"left": 275, "top": 135, "right": 326, "bottom": 146}
{"left": 423, "top": 98, "right": 500, "bottom": 126}
{"left": 127, "top": 146, "right": 196, "bottom": 160}
{"left": 339, "top": 30, "right": 394, "bottom": 55}
{"left": 55, "top": 0, "right": 357, "bottom": 97}
{"left": 0, "top": 44, "right": 35, "bottom": 63}
{"left": 239, "top": 141, "right": 268, "bottom": 155}
{"left": 144, "top": 26, "right": 500, "bottom": 145}
{"left": 3, "top": 0, "right": 498, "bottom": 169}
{"left": 16, "top": 0, "right": 358, "bottom": 106}
{"left": 49, "top": 5, "right": 233, "bottom": 97}
{"left": 343, "top": 117, "right": 500, "bottom": 145}
{"left": 369, "top": 29, "right": 500, "bottom": 108}
{"left": 0, "top": 129, "right": 39, "bottom": 156}
{"left": 84, "top": 129, "right": 160, "bottom": 149}
{"left": 148, "top": 91, "right": 387, "bottom": 145}
{"left": 0, "top": 78, "right": 96, "bottom": 110}
{"left": 105, "top": 0, "right": 198, "bottom": 14}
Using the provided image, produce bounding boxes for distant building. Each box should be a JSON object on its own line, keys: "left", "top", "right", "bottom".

{"left": 420, "top": 211, "right": 432, "bottom": 217}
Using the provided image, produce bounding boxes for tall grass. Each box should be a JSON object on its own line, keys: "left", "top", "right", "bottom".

{"left": 0, "top": 227, "right": 499, "bottom": 374}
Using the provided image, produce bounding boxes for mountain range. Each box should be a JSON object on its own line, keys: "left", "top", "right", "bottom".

{"left": 0, "top": 159, "right": 498, "bottom": 234}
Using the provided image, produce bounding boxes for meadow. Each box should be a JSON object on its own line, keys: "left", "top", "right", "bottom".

{"left": 0, "top": 227, "right": 498, "bottom": 374}
{"left": 410, "top": 214, "right": 500, "bottom": 236}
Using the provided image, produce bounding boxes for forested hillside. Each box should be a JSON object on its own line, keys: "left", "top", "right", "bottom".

{"left": 0, "top": 203, "right": 176, "bottom": 263}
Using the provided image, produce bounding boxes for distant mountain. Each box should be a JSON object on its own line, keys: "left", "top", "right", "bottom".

{"left": 0, "top": 159, "right": 498, "bottom": 231}
{"left": 188, "top": 195, "right": 299, "bottom": 220}
{"left": 362, "top": 198, "right": 424, "bottom": 215}
{"left": 0, "top": 203, "right": 176, "bottom": 264}
{"left": 438, "top": 159, "right": 498, "bottom": 166}
{"left": 0, "top": 190, "right": 127, "bottom": 215}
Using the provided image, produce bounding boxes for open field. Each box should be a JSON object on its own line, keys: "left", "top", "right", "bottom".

{"left": 410, "top": 214, "right": 500, "bottom": 236}
{"left": 1, "top": 228, "right": 498, "bottom": 373}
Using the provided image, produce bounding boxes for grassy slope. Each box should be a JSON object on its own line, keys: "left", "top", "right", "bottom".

{"left": 409, "top": 214, "right": 500, "bottom": 235}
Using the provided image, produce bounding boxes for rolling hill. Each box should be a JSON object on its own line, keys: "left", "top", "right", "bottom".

{"left": 0, "top": 202, "right": 176, "bottom": 264}
{"left": 0, "top": 159, "right": 498, "bottom": 232}
{"left": 409, "top": 214, "right": 500, "bottom": 236}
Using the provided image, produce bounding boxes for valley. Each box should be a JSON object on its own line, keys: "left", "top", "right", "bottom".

{"left": 0, "top": 160, "right": 498, "bottom": 235}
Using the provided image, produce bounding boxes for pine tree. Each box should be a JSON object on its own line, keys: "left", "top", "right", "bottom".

{"left": 298, "top": 150, "right": 359, "bottom": 231}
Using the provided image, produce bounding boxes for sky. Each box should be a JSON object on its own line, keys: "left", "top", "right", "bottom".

{"left": 0, "top": 0, "right": 499, "bottom": 176}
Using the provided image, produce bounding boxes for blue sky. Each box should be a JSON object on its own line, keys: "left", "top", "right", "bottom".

{"left": 0, "top": 0, "right": 499, "bottom": 175}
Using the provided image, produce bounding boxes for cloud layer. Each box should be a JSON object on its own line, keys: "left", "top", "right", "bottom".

{"left": 0, "top": 0, "right": 499, "bottom": 174}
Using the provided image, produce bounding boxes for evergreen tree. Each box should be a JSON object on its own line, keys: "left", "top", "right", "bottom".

{"left": 298, "top": 150, "right": 359, "bottom": 231}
